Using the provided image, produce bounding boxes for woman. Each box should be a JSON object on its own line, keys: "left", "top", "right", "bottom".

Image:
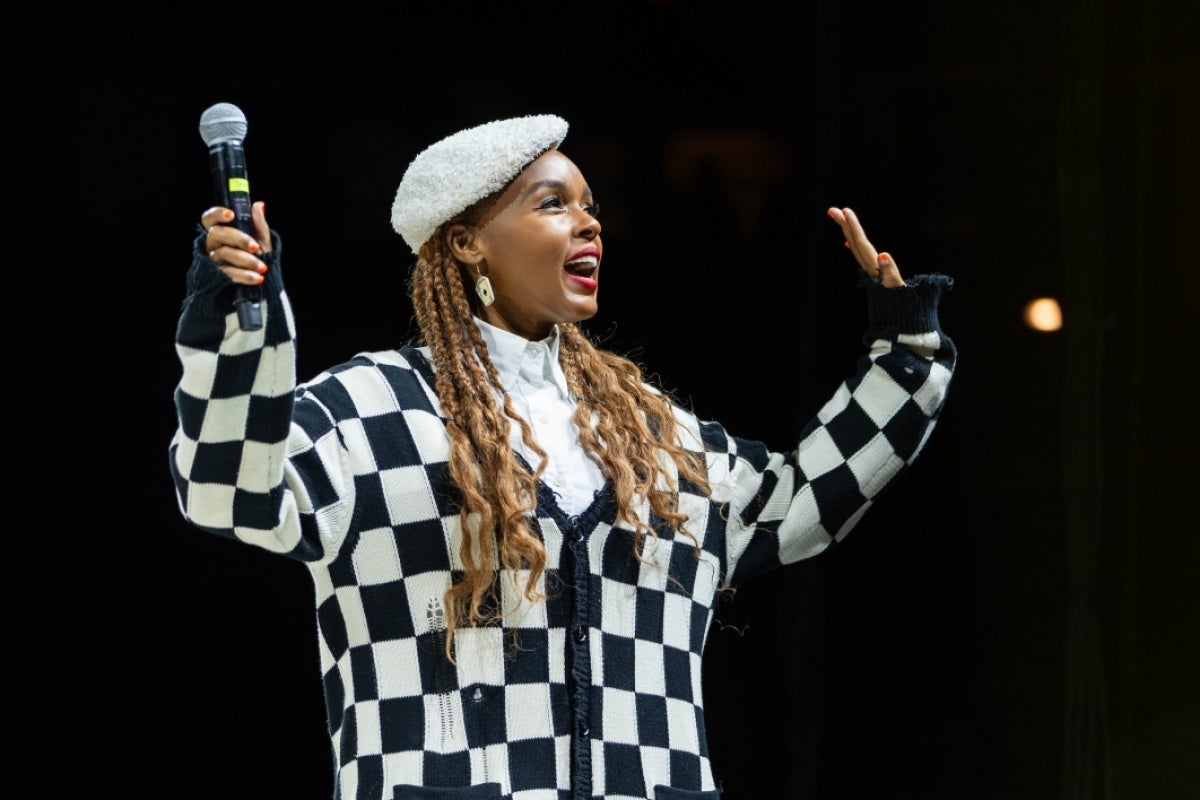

{"left": 170, "top": 113, "right": 956, "bottom": 800}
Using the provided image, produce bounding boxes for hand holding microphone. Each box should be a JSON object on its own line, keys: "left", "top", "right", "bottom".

{"left": 199, "top": 102, "right": 269, "bottom": 331}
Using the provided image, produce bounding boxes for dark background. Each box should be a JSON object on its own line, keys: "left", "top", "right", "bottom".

{"left": 9, "top": 1, "right": 1197, "bottom": 797}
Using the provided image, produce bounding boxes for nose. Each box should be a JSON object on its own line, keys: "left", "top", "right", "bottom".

{"left": 574, "top": 206, "right": 601, "bottom": 239}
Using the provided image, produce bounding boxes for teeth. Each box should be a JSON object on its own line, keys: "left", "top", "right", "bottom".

{"left": 566, "top": 255, "right": 598, "bottom": 268}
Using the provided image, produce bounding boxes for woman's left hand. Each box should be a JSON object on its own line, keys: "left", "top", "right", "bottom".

{"left": 827, "top": 206, "right": 906, "bottom": 288}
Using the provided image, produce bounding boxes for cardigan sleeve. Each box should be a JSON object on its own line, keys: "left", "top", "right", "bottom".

{"left": 708, "top": 273, "right": 957, "bottom": 587}
{"left": 167, "top": 232, "right": 352, "bottom": 562}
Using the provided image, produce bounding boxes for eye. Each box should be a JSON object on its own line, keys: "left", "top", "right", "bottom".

{"left": 538, "top": 194, "right": 565, "bottom": 210}
{"left": 583, "top": 202, "right": 600, "bottom": 218}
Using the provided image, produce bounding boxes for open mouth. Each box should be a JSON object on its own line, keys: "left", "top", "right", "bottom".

{"left": 564, "top": 255, "right": 599, "bottom": 288}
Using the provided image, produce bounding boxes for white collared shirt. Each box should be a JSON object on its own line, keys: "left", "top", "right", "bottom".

{"left": 444, "top": 319, "right": 606, "bottom": 517}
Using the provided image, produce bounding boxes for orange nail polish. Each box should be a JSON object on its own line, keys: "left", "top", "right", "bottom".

{"left": 249, "top": 241, "right": 261, "bottom": 254}
{"left": 256, "top": 262, "right": 267, "bottom": 274}
{"left": 222, "top": 210, "right": 234, "bottom": 221}
{"left": 879, "top": 252, "right": 891, "bottom": 262}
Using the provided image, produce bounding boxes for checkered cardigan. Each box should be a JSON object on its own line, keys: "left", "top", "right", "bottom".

{"left": 169, "top": 234, "right": 956, "bottom": 800}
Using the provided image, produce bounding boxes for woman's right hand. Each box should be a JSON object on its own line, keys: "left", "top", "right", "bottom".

{"left": 202, "top": 200, "right": 271, "bottom": 286}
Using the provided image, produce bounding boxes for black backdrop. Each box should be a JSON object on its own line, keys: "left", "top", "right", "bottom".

{"left": 10, "top": 1, "right": 1197, "bottom": 798}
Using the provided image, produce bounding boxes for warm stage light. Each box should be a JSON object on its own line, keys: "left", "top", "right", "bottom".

{"left": 1024, "top": 297, "right": 1063, "bottom": 331}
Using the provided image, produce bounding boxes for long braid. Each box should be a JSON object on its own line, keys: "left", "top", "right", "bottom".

{"left": 410, "top": 232, "right": 550, "bottom": 661}
{"left": 559, "top": 324, "right": 710, "bottom": 556}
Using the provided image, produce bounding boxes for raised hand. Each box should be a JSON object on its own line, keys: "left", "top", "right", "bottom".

{"left": 827, "top": 206, "right": 906, "bottom": 288}
{"left": 202, "top": 200, "right": 271, "bottom": 286}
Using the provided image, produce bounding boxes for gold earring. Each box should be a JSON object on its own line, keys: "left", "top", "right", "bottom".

{"left": 473, "top": 264, "right": 495, "bottom": 307}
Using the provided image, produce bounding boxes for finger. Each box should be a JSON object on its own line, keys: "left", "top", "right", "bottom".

{"left": 209, "top": 242, "right": 267, "bottom": 276}
{"left": 206, "top": 221, "right": 265, "bottom": 261}
{"left": 841, "top": 207, "right": 879, "bottom": 274}
{"left": 877, "top": 252, "right": 906, "bottom": 288}
{"left": 209, "top": 248, "right": 267, "bottom": 285}
{"left": 202, "top": 207, "right": 265, "bottom": 254}
{"left": 250, "top": 200, "right": 272, "bottom": 253}
{"left": 829, "top": 206, "right": 875, "bottom": 270}
{"left": 218, "top": 263, "right": 267, "bottom": 286}
{"left": 201, "top": 207, "right": 235, "bottom": 232}
{"left": 205, "top": 228, "right": 267, "bottom": 286}
{"left": 829, "top": 206, "right": 879, "bottom": 275}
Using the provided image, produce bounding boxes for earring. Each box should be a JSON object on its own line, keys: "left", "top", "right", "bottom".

{"left": 473, "top": 265, "right": 495, "bottom": 307}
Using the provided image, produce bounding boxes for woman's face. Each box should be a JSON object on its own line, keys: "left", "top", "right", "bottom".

{"left": 468, "top": 149, "right": 602, "bottom": 340}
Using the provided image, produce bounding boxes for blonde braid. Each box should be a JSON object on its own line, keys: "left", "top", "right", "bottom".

{"left": 559, "top": 324, "right": 710, "bottom": 556}
{"left": 410, "top": 232, "right": 550, "bottom": 661}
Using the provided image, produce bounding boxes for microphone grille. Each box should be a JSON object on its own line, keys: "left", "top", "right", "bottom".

{"left": 199, "top": 102, "right": 248, "bottom": 145}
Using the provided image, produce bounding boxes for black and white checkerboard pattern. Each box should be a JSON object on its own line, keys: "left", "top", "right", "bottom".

{"left": 170, "top": 239, "right": 956, "bottom": 800}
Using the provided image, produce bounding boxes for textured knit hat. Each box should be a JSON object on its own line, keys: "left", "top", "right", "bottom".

{"left": 391, "top": 114, "right": 570, "bottom": 254}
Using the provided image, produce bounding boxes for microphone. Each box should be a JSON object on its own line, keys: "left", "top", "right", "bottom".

{"left": 198, "top": 102, "right": 263, "bottom": 332}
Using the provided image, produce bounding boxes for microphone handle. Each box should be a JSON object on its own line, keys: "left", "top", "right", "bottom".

{"left": 209, "top": 140, "right": 264, "bottom": 331}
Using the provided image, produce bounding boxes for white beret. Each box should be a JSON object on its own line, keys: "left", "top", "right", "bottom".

{"left": 391, "top": 114, "right": 570, "bottom": 254}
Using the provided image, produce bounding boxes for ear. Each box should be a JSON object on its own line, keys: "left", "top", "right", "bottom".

{"left": 445, "top": 224, "right": 481, "bottom": 263}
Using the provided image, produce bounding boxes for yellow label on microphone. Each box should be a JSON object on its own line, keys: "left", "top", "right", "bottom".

{"left": 227, "top": 177, "right": 250, "bottom": 194}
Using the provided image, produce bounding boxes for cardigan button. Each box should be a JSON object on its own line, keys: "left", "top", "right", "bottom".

{"left": 573, "top": 625, "right": 588, "bottom": 644}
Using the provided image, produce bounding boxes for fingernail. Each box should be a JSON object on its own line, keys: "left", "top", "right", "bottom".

{"left": 222, "top": 210, "right": 234, "bottom": 221}
{"left": 256, "top": 261, "right": 267, "bottom": 274}
{"left": 827, "top": 208, "right": 835, "bottom": 218}
{"left": 249, "top": 241, "right": 261, "bottom": 254}
{"left": 879, "top": 252, "right": 891, "bottom": 263}
{"left": 252, "top": 273, "right": 265, "bottom": 284}
{"left": 844, "top": 241, "right": 850, "bottom": 248}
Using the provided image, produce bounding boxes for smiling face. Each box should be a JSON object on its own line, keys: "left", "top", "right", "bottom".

{"left": 449, "top": 149, "right": 602, "bottom": 341}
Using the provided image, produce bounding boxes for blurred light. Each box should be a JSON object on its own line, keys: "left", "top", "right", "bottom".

{"left": 1024, "top": 297, "right": 1063, "bottom": 331}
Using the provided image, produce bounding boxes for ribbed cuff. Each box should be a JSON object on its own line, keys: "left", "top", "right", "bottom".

{"left": 861, "top": 273, "right": 954, "bottom": 342}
